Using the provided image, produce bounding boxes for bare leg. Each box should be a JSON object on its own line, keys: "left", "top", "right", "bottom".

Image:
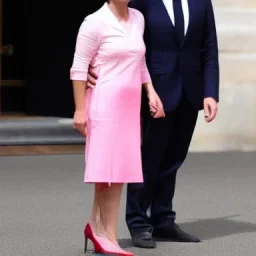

{"left": 89, "top": 183, "right": 108, "bottom": 235}
{"left": 99, "top": 183, "right": 123, "bottom": 244}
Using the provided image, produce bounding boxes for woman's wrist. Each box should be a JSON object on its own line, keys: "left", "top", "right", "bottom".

{"left": 143, "top": 82, "right": 155, "bottom": 95}
{"left": 75, "top": 107, "right": 86, "bottom": 112}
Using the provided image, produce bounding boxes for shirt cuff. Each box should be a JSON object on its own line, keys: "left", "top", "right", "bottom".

{"left": 70, "top": 70, "right": 87, "bottom": 81}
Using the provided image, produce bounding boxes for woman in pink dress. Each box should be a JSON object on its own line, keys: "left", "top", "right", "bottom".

{"left": 70, "top": 0, "right": 165, "bottom": 255}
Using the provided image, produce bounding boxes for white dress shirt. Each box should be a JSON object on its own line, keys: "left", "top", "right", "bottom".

{"left": 162, "top": 0, "right": 189, "bottom": 35}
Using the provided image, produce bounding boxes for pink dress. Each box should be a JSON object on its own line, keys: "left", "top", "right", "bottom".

{"left": 70, "top": 3, "right": 151, "bottom": 183}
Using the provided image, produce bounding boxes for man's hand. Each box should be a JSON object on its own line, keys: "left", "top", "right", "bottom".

{"left": 147, "top": 90, "right": 165, "bottom": 118}
{"left": 87, "top": 65, "right": 98, "bottom": 88}
{"left": 204, "top": 97, "right": 218, "bottom": 123}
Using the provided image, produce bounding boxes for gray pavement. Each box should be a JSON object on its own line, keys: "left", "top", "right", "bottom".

{"left": 1, "top": 152, "right": 256, "bottom": 256}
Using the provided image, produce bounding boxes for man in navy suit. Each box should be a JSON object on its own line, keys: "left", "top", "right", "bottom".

{"left": 87, "top": 0, "right": 219, "bottom": 249}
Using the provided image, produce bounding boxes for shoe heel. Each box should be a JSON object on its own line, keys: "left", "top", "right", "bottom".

{"left": 84, "top": 236, "right": 88, "bottom": 254}
{"left": 84, "top": 223, "right": 104, "bottom": 253}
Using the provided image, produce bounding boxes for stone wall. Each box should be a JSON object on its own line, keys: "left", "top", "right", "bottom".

{"left": 190, "top": 1, "right": 256, "bottom": 151}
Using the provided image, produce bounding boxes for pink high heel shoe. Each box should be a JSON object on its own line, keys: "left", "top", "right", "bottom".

{"left": 84, "top": 223, "right": 135, "bottom": 256}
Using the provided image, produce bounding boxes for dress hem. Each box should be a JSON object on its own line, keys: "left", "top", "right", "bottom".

{"left": 84, "top": 180, "right": 143, "bottom": 184}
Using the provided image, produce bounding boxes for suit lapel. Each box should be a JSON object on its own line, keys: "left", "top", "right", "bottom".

{"left": 157, "top": 0, "right": 179, "bottom": 46}
{"left": 158, "top": 0, "right": 193, "bottom": 47}
{"left": 182, "top": 0, "right": 195, "bottom": 47}
{"left": 158, "top": 0, "right": 195, "bottom": 47}
{"left": 159, "top": 0, "right": 175, "bottom": 30}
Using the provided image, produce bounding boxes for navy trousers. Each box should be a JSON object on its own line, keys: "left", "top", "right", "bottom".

{"left": 126, "top": 94, "right": 198, "bottom": 235}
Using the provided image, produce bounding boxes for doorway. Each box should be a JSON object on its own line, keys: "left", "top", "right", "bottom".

{"left": 0, "top": 0, "right": 105, "bottom": 118}
{"left": 0, "top": 0, "right": 26, "bottom": 116}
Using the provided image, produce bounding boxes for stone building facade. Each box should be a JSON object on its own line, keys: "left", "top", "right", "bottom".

{"left": 190, "top": 1, "right": 256, "bottom": 151}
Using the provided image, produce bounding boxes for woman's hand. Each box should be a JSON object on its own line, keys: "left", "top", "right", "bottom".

{"left": 147, "top": 90, "right": 165, "bottom": 118}
{"left": 73, "top": 110, "right": 87, "bottom": 136}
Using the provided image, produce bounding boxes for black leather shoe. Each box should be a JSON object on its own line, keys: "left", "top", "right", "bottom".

{"left": 132, "top": 231, "right": 157, "bottom": 248}
{"left": 153, "top": 223, "right": 201, "bottom": 243}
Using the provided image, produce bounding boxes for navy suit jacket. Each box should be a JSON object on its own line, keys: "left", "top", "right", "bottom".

{"left": 129, "top": 0, "right": 219, "bottom": 111}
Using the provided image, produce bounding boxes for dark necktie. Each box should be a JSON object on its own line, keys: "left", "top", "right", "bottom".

{"left": 173, "top": 0, "right": 185, "bottom": 45}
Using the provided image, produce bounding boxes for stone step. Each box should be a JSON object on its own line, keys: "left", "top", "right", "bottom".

{"left": 190, "top": 7, "right": 256, "bottom": 152}
{"left": 215, "top": 8, "right": 256, "bottom": 53}
{"left": 213, "top": 0, "right": 256, "bottom": 8}
{"left": 219, "top": 53, "right": 256, "bottom": 86}
{"left": 191, "top": 83, "right": 256, "bottom": 152}
{"left": 0, "top": 118, "right": 84, "bottom": 145}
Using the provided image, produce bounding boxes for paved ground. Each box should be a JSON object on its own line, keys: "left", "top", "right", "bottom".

{"left": 1, "top": 152, "right": 256, "bottom": 256}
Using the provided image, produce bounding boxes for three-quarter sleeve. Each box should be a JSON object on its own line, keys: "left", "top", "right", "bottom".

{"left": 70, "top": 18, "right": 100, "bottom": 81}
{"left": 138, "top": 12, "right": 151, "bottom": 84}
{"left": 141, "top": 56, "right": 151, "bottom": 84}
